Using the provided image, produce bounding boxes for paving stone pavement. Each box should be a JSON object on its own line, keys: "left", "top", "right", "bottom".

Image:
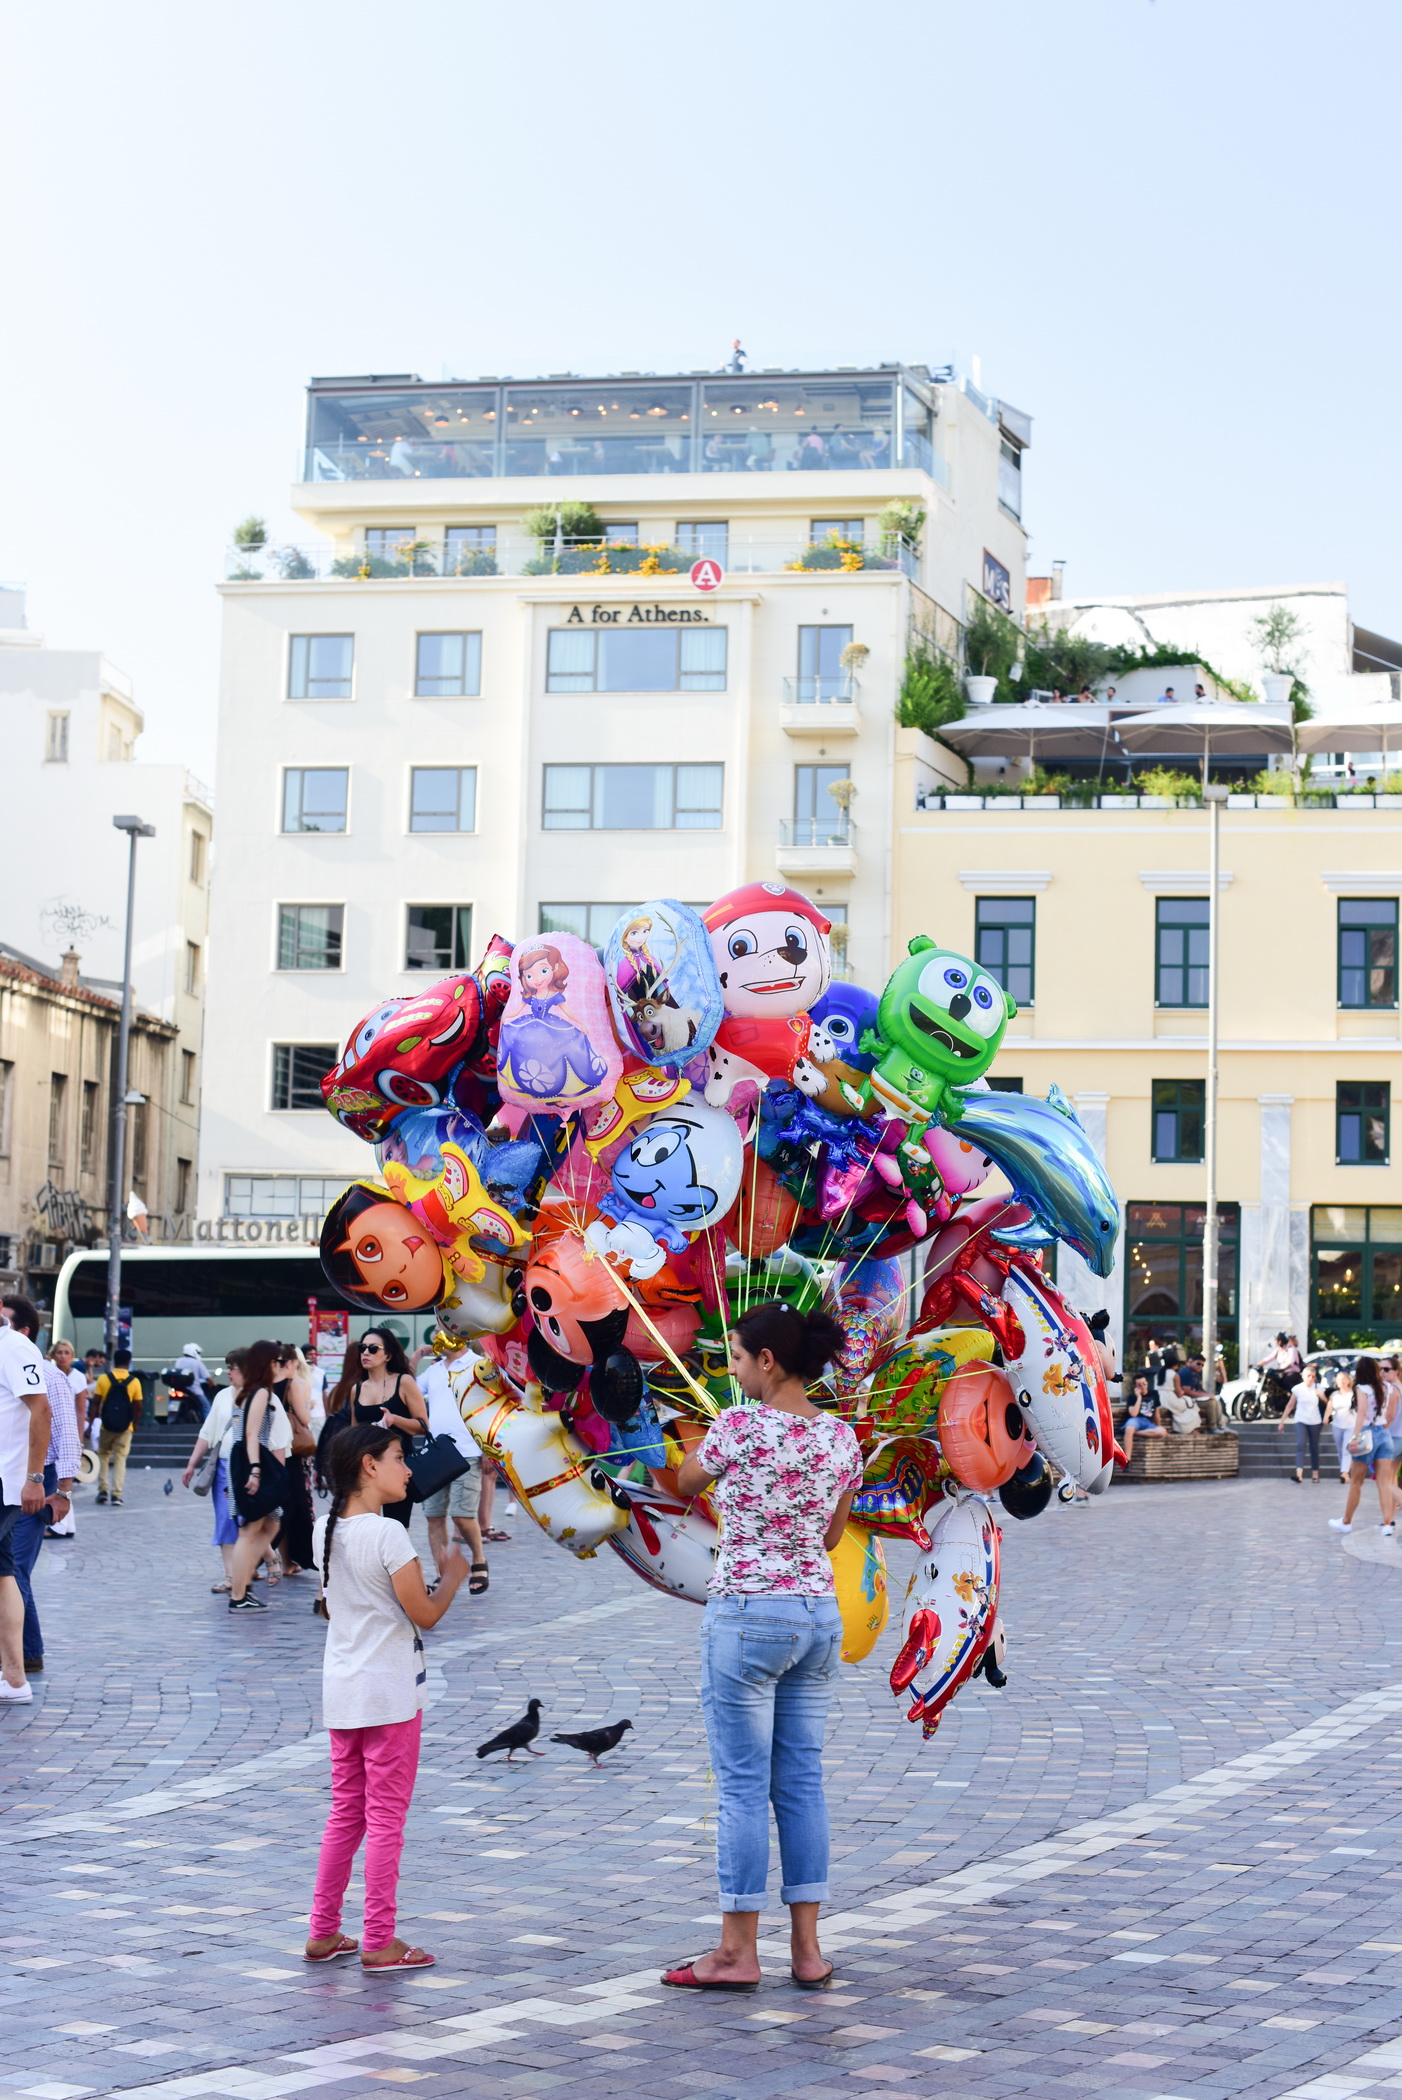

{"left": 2, "top": 1468, "right": 1401, "bottom": 2100}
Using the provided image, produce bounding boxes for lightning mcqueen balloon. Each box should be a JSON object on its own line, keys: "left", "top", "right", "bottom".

{"left": 322, "top": 974, "right": 493, "bottom": 1140}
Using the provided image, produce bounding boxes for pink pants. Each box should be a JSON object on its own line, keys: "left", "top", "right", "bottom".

{"left": 309, "top": 1712, "right": 421, "bottom": 1950}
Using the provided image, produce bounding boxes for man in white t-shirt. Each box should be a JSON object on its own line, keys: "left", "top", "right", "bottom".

{"left": 0, "top": 1318, "right": 54, "bottom": 1702}
{"left": 416, "top": 1340, "right": 487, "bottom": 1593}
{"left": 47, "top": 1340, "right": 89, "bottom": 1537}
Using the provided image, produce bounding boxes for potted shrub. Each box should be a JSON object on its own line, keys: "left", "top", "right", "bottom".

{"left": 897, "top": 641, "right": 965, "bottom": 734}
{"left": 963, "top": 598, "right": 1020, "bottom": 705}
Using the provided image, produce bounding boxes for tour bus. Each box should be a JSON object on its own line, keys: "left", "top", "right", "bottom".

{"left": 50, "top": 1244, "right": 439, "bottom": 1377}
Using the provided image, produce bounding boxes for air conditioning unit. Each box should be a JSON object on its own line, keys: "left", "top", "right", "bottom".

{"left": 37, "top": 1243, "right": 58, "bottom": 1270}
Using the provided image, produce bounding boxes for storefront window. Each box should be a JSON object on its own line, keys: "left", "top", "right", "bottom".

{"left": 1311, "top": 1205, "right": 1402, "bottom": 1343}
{"left": 1124, "top": 1200, "right": 1238, "bottom": 1363}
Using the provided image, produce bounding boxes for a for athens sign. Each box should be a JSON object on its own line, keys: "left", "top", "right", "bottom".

{"left": 565, "top": 603, "right": 710, "bottom": 625}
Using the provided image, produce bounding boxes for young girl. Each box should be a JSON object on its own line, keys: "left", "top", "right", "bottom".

{"left": 305, "top": 1424, "right": 467, "bottom": 1972}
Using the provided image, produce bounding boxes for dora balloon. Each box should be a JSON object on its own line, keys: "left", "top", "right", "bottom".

{"left": 319, "top": 1143, "right": 526, "bottom": 1314}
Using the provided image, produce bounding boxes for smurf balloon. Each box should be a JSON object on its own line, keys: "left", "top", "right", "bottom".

{"left": 586, "top": 1097, "right": 744, "bottom": 1277}
{"left": 703, "top": 881, "right": 832, "bottom": 1017}
{"left": 605, "top": 899, "right": 724, "bottom": 1068}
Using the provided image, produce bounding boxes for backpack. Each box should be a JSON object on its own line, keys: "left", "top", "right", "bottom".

{"left": 100, "top": 1372, "right": 137, "bottom": 1433}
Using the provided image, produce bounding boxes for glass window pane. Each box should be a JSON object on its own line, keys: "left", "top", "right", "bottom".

{"left": 504, "top": 382, "right": 693, "bottom": 478}
{"left": 410, "top": 767, "right": 471, "bottom": 832}
{"left": 677, "top": 522, "right": 729, "bottom": 561}
{"left": 598, "top": 629, "right": 679, "bottom": 692}
{"left": 1369, "top": 1208, "right": 1402, "bottom": 1243}
{"left": 272, "top": 1044, "right": 335, "bottom": 1111}
{"left": 278, "top": 904, "right": 343, "bottom": 970}
{"left": 679, "top": 628, "right": 728, "bottom": 690}
{"left": 675, "top": 763, "right": 723, "bottom": 828}
{"left": 596, "top": 764, "right": 670, "bottom": 828}
{"left": 546, "top": 630, "right": 595, "bottom": 692}
{"left": 1316, "top": 1205, "right": 1368, "bottom": 1240}
{"left": 701, "top": 377, "right": 893, "bottom": 474}
{"left": 1373, "top": 1248, "right": 1402, "bottom": 1318}
{"left": 406, "top": 905, "right": 454, "bottom": 971}
{"left": 284, "top": 768, "right": 348, "bottom": 833}
{"left": 416, "top": 632, "right": 466, "bottom": 695}
{"left": 539, "top": 903, "right": 592, "bottom": 941}
{"left": 307, "top": 385, "right": 498, "bottom": 480}
{"left": 294, "top": 634, "right": 353, "bottom": 699}
{"left": 976, "top": 898, "right": 1035, "bottom": 1006}
{"left": 1315, "top": 1247, "right": 1363, "bottom": 1319}
{"left": 542, "top": 765, "right": 591, "bottom": 829}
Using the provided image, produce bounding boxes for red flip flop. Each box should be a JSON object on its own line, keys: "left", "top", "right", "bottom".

{"left": 304, "top": 1934, "right": 359, "bottom": 1963}
{"left": 661, "top": 1959, "right": 759, "bottom": 1992}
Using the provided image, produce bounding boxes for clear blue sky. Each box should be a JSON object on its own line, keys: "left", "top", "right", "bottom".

{"left": 2, "top": 0, "right": 1397, "bottom": 774}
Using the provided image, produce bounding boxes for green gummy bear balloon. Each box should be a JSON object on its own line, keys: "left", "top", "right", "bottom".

{"left": 868, "top": 935, "right": 1017, "bottom": 1122}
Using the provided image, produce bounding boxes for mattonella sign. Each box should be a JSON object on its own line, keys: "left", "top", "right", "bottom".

{"left": 193, "top": 1216, "right": 321, "bottom": 1245}
{"left": 565, "top": 603, "right": 711, "bottom": 625}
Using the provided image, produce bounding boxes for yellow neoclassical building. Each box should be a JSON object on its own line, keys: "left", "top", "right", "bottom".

{"left": 892, "top": 727, "right": 1402, "bottom": 1368}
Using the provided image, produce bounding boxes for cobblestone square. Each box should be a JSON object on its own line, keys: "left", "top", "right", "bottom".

{"left": 3, "top": 1470, "right": 1401, "bottom": 2100}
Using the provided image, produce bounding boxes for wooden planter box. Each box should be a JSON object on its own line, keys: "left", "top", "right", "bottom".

{"left": 1120, "top": 1432, "right": 1240, "bottom": 1483}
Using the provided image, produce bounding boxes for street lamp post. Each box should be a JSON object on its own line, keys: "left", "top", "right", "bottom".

{"left": 105, "top": 815, "right": 156, "bottom": 1358}
{"left": 1201, "top": 783, "right": 1230, "bottom": 1398}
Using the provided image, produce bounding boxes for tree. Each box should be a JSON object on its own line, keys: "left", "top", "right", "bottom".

{"left": 897, "top": 640, "right": 966, "bottom": 733}
{"left": 1252, "top": 605, "right": 1307, "bottom": 676}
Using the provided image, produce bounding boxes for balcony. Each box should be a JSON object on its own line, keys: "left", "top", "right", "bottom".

{"left": 776, "top": 817, "right": 858, "bottom": 876}
{"left": 224, "top": 537, "right": 922, "bottom": 585}
{"left": 913, "top": 790, "right": 1402, "bottom": 812}
{"left": 781, "top": 676, "right": 862, "bottom": 737}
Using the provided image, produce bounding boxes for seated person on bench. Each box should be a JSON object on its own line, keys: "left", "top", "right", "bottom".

{"left": 1121, "top": 1372, "right": 1167, "bottom": 1459}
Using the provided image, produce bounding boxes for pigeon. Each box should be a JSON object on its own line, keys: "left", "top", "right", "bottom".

{"left": 475, "top": 1698, "right": 545, "bottom": 1761}
{"left": 550, "top": 1718, "right": 634, "bottom": 1766}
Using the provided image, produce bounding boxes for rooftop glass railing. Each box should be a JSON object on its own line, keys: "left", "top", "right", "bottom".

{"left": 301, "top": 372, "right": 950, "bottom": 486}
{"left": 781, "top": 816, "right": 855, "bottom": 847}
{"left": 225, "top": 537, "right": 924, "bottom": 583}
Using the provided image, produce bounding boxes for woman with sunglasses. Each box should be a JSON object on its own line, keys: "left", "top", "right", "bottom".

{"left": 344, "top": 1330, "right": 430, "bottom": 1529}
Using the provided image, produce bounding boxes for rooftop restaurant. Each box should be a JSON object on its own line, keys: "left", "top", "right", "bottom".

{"left": 298, "top": 365, "right": 970, "bottom": 485}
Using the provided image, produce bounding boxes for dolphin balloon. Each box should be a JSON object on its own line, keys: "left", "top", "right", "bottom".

{"left": 946, "top": 1084, "right": 1120, "bottom": 1278}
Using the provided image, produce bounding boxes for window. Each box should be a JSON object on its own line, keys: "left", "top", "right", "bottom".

{"left": 45, "top": 711, "right": 69, "bottom": 762}
{"left": 797, "top": 624, "right": 854, "bottom": 703}
{"left": 600, "top": 522, "right": 639, "bottom": 545}
{"left": 811, "top": 519, "right": 864, "bottom": 544}
{"left": 189, "top": 828, "right": 206, "bottom": 885}
{"left": 130, "top": 1100, "right": 148, "bottom": 1188}
{"left": 1155, "top": 897, "right": 1209, "bottom": 1008}
{"left": 288, "top": 634, "right": 354, "bottom": 700}
{"left": 793, "top": 764, "right": 850, "bottom": 845}
{"left": 175, "top": 1158, "right": 192, "bottom": 1213}
{"left": 1337, "top": 1081, "right": 1389, "bottom": 1165}
{"left": 1152, "top": 1079, "right": 1205, "bottom": 1163}
{"left": 415, "top": 631, "right": 482, "bottom": 697}
{"left": 986, "top": 1076, "right": 1023, "bottom": 1093}
{"left": 1339, "top": 899, "right": 1398, "bottom": 1009}
{"left": 677, "top": 522, "right": 729, "bottom": 561}
{"left": 409, "top": 767, "right": 477, "bottom": 833}
{"left": 542, "top": 763, "right": 723, "bottom": 831}
{"left": 271, "top": 1044, "right": 336, "bottom": 1112}
{"left": 998, "top": 439, "right": 1022, "bottom": 520}
{"left": 539, "top": 903, "right": 628, "bottom": 949}
{"left": 282, "top": 767, "right": 348, "bottom": 833}
{"left": 81, "top": 1081, "right": 99, "bottom": 1172}
{"left": 1124, "top": 1200, "right": 1238, "bottom": 1364}
{"left": 406, "top": 904, "right": 474, "bottom": 972}
{"left": 1311, "top": 1204, "right": 1402, "bottom": 1338}
{"left": 184, "top": 941, "right": 201, "bottom": 996}
{"left": 365, "top": 528, "right": 415, "bottom": 560}
{"left": 975, "top": 897, "right": 1035, "bottom": 1007}
{"left": 444, "top": 525, "right": 498, "bottom": 576}
{"left": 225, "top": 1172, "right": 351, "bottom": 1219}
{"left": 277, "top": 904, "right": 344, "bottom": 971}
{"left": 48, "top": 1074, "right": 66, "bottom": 1169}
{"left": 545, "top": 626, "right": 727, "bottom": 693}
{"left": 180, "top": 1050, "right": 197, "bottom": 1105}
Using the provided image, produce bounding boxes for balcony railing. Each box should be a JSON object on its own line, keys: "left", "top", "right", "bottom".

{"left": 225, "top": 537, "right": 922, "bottom": 584}
{"left": 914, "top": 790, "right": 1402, "bottom": 812}
{"left": 781, "top": 817, "right": 855, "bottom": 847}
{"left": 783, "top": 676, "right": 863, "bottom": 707}
{"left": 299, "top": 437, "right": 949, "bottom": 488}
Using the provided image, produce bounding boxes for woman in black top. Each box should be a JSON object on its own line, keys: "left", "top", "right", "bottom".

{"left": 341, "top": 1328, "right": 429, "bottom": 1529}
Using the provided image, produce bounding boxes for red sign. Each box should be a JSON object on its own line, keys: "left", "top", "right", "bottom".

{"left": 690, "top": 558, "right": 724, "bottom": 592}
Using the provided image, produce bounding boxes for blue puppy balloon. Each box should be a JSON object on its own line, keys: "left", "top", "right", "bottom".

{"left": 811, "top": 982, "right": 880, "bottom": 1073}
{"left": 605, "top": 899, "right": 724, "bottom": 1070}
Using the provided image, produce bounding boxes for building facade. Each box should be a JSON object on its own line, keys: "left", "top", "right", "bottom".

{"left": 894, "top": 728, "right": 1402, "bottom": 1367}
{"left": 0, "top": 587, "right": 211, "bottom": 1245}
{"left": 201, "top": 364, "right": 1028, "bottom": 1225}
{"left": 0, "top": 947, "right": 179, "bottom": 1299}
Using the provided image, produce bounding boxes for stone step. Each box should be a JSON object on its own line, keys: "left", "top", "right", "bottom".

{"left": 126, "top": 1419, "right": 201, "bottom": 1468}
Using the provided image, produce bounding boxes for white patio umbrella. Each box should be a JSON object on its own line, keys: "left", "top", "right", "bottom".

{"left": 1112, "top": 700, "right": 1294, "bottom": 785}
{"left": 938, "top": 701, "right": 1129, "bottom": 774}
{"left": 1296, "top": 703, "right": 1402, "bottom": 767}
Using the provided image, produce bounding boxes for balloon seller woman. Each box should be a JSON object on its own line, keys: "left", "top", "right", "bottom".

{"left": 665, "top": 1301, "right": 863, "bottom": 1992}
{"left": 303, "top": 1424, "right": 468, "bottom": 1973}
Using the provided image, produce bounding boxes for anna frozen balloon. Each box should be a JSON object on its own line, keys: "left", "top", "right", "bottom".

{"left": 496, "top": 933, "right": 622, "bottom": 1113}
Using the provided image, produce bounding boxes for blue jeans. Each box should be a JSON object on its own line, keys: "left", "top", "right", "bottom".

{"left": 9, "top": 1463, "right": 56, "bottom": 1658}
{"left": 700, "top": 1593, "right": 843, "bottom": 1912}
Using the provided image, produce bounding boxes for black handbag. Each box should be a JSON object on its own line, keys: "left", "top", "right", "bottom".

{"left": 229, "top": 1438, "right": 287, "bottom": 1520}
{"left": 405, "top": 1433, "right": 470, "bottom": 1504}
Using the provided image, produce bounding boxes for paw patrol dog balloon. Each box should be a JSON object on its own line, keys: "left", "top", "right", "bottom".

{"left": 703, "top": 882, "right": 832, "bottom": 1018}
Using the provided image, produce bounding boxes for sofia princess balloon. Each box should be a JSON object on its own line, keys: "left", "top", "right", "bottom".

{"left": 605, "top": 899, "right": 724, "bottom": 1069}
{"left": 496, "top": 933, "right": 622, "bottom": 1113}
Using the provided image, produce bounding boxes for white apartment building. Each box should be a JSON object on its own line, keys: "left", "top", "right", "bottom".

{"left": 0, "top": 587, "right": 210, "bottom": 1242}
{"left": 202, "top": 363, "right": 1028, "bottom": 1225}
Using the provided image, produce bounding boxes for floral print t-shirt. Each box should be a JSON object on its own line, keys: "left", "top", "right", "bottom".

{"left": 697, "top": 1403, "right": 864, "bottom": 1596}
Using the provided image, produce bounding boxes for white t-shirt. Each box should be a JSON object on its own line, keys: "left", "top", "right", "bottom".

{"left": 419, "top": 1357, "right": 478, "bottom": 1464}
{"left": 203, "top": 1388, "right": 238, "bottom": 1460}
{"left": 1290, "top": 1380, "right": 1324, "bottom": 1425}
{"left": 314, "top": 1511, "right": 425, "bottom": 1730}
{"left": 0, "top": 1327, "right": 49, "bottom": 1505}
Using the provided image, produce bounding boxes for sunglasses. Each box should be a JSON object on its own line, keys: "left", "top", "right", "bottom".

{"left": 360, "top": 1342, "right": 384, "bottom": 1354}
